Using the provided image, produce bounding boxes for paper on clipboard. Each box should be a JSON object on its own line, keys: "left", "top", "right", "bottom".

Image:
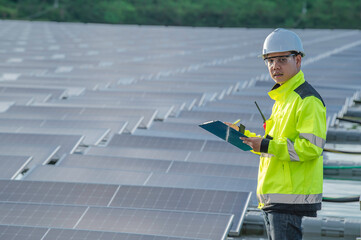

{"left": 199, "top": 120, "right": 252, "bottom": 151}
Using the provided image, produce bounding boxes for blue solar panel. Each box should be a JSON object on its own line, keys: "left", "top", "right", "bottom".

{"left": 76, "top": 207, "right": 233, "bottom": 240}
{"left": 109, "top": 185, "right": 251, "bottom": 235}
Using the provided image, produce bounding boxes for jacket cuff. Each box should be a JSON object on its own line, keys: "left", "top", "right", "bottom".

{"left": 260, "top": 138, "right": 270, "bottom": 153}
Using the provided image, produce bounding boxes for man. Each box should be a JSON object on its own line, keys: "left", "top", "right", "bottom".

{"left": 230, "top": 28, "right": 327, "bottom": 239}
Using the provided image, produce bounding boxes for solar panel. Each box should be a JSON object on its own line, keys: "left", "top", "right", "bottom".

{"left": 77, "top": 107, "right": 158, "bottom": 128}
{"left": 4, "top": 105, "right": 155, "bottom": 129}
{"left": 6, "top": 105, "right": 81, "bottom": 116}
{"left": 0, "top": 180, "right": 118, "bottom": 206}
{"left": 59, "top": 154, "right": 172, "bottom": 173}
{"left": 0, "top": 133, "right": 83, "bottom": 157}
{"left": 59, "top": 154, "right": 258, "bottom": 179}
{"left": 0, "top": 115, "right": 141, "bottom": 134}
{"left": 0, "top": 92, "right": 52, "bottom": 103}
{"left": 146, "top": 173, "right": 258, "bottom": 206}
{"left": 0, "top": 225, "right": 48, "bottom": 240}
{"left": 0, "top": 118, "right": 45, "bottom": 127}
{"left": 176, "top": 110, "right": 258, "bottom": 123}
{"left": 0, "top": 155, "right": 31, "bottom": 179}
{"left": 34, "top": 102, "right": 173, "bottom": 121}
{"left": 41, "top": 119, "right": 128, "bottom": 135}
{"left": 166, "top": 112, "right": 263, "bottom": 125}
{"left": 82, "top": 91, "right": 205, "bottom": 107}
{"left": 326, "top": 128, "right": 361, "bottom": 143}
{"left": 0, "top": 202, "right": 87, "bottom": 228}
{"left": 0, "top": 144, "right": 60, "bottom": 167}
{"left": 48, "top": 97, "right": 183, "bottom": 117}
{"left": 24, "top": 165, "right": 151, "bottom": 185}
{"left": 134, "top": 121, "right": 220, "bottom": 140}
{"left": 85, "top": 146, "right": 190, "bottom": 161}
{"left": 73, "top": 95, "right": 194, "bottom": 112}
{"left": 0, "top": 126, "right": 110, "bottom": 146}
{"left": 76, "top": 207, "right": 233, "bottom": 240}
{"left": 44, "top": 228, "right": 207, "bottom": 240}
{"left": 187, "top": 150, "right": 260, "bottom": 167}
{"left": 63, "top": 114, "right": 147, "bottom": 131}
{"left": 109, "top": 185, "right": 251, "bottom": 235}
{"left": 0, "top": 95, "right": 33, "bottom": 105}
{"left": 107, "top": 134, "right": 205, "bottom": 151}
{"left": 0, "top": 86, "right": 66, "bottom": 99}
{"left": 168, "top": 161, "right": 258, "bottom": 179}
{"left": 134, "top": 128, "right": 219, "bottom": 141}
{"left": 194, "top": 103, "right": 272, "bottom": 116}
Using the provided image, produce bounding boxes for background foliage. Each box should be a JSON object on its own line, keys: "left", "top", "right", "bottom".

{"left": 0, "top": 0, "right": 360, "bottom": 29}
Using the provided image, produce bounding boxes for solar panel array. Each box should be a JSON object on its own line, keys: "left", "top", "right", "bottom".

{"left": 0, "top": 20, "right": 360, "bottom": 239}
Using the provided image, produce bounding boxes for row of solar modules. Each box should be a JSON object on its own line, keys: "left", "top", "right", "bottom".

{"left": 0, "top": 83, "right": 250, "bottom": 238}
{"left": 0, "top": 21, "right": 256, "bottom": 239}
{"left": 0, "top": 178, "right": 255, "bottom": 239}
{"left": 2, "top": 24, "right": 255, "bottom": 239}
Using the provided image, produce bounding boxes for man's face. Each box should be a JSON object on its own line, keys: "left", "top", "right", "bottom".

{"left": 264, "top": 51, "right": 301, "bottom": 84}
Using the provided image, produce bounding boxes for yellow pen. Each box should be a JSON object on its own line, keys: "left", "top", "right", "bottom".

{"left": 233, "top": 119, "right": 241, "bottom": 125}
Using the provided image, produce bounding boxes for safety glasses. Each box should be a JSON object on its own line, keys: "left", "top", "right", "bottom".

{"left": 264, "top": 54, "right": 296, "bottom": 67}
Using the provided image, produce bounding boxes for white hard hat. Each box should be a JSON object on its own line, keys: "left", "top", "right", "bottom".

{"left": 262, "top": 28, "right": 305, "bottom": 58}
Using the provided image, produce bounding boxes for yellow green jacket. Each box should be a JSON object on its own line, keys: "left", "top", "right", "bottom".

{"left": 245, "top": 70, "right": 327, "bottom": 213}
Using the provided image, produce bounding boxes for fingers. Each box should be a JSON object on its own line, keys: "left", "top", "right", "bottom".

{"left": 240, "top": 137, "right": 262, "bottom": 152}
{"left": 240, "top": 137, "right": 251, "bottom": 146}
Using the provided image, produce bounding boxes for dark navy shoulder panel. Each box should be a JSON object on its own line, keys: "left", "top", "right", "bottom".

{"left": 294, "top": 81, "right": 325, "bottom": 107}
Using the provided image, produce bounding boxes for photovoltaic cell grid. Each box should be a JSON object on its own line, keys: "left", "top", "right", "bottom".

{"left": 58, "top": 154, "right": 258, "bottom": 179}
{"left": 0, "top": 180, "right": 118, "bottom": 206}
{"left": 85, "top": 147, "right": 191, "bottom": 161}
{"left": 0, "top": 202, "right": 232, "bottom": 240}
{"left": 59, "top": 154, "right": 172, "bottom": 173}
{"left": 106, "top": 134, "right": 254, "bottom": 153}
{"left": 144, "top": 173, "right": 258, "bottom": 206}
{"left": 0, "top": 225, "right": 48, "bottom": 240}
{"left": 0, "top": 155, "right": 31, "bottom": 179}
{"left": 85, "top": 147, "right": 260, "bottom": 167}
{"left": 0, "top": 133, "right": 83, "bottom": 157}
{"left": 0, "top": 202, "right": 86, "bottom": 229}
{"left": 24, "top": 165, "right": 152, "bottom": 185}
{"left": 0, "top": 126, "right": 110, "bottom": 145}
{"left": 107, "top": 134, "right": 205, "bottom": 151}
{"left": 43, "top": 229, "right": 208, "bottom": 240}
{"left": 23, "top": 165, "right": 258, "bottom": 207}
{"left": 0, "top": 226, "right": 208, "bottom": 240}
{"left": 0, "top": 144, "right": 60, "bottom": 167}
{"left": 0, "top": 179, "right": 250, "bottom": 235}
{"left": 4, "top": 105, "right": 157, "bottom": 129}
{"left": 109, "top": 185, "right": 251, "bottom": 235}
{"left": 76, "top": 207, "right": 233, "bottom": 240}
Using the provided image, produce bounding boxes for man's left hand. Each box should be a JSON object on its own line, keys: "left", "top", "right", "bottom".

{"left": 240, "top": 137, "right": 262, "bottom": 152}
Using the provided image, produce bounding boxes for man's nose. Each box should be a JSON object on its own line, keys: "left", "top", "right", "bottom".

{"left": 271, "top": 60, "right": 281, "bottom": 69}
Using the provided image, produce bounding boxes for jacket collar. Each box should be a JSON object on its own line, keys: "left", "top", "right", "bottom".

{"left": 268, "top": 70, "right": 305, "bottom": 101}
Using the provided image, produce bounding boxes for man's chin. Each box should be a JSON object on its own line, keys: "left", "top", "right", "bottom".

{"left": 272, "top": 77, "right": 287, "bottom": 84}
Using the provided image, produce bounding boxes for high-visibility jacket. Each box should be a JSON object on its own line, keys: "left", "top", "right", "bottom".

{"left": 245, "top": 70, "right": 327, "bottom": 213}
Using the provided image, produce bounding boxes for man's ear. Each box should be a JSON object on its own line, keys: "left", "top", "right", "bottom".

{"left": 296, "top": 54, "right": 302, "bottom": 68}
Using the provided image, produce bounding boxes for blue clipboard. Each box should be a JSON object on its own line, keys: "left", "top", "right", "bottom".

{"left": 199, "top": 120, "right": 252, "bottom": 151}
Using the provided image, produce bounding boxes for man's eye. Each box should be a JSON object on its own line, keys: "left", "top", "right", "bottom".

{"left": 268, "top": 59, "right": 274, "bottom": 64}
{"left": 279, "top": 58, "right": 288, "bottom": 63}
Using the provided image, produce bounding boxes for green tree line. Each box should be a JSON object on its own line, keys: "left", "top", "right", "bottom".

{"left": 0, "top": 0, "right": 360, "bottom": 29}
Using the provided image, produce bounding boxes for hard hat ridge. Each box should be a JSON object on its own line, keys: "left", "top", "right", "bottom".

{"left": 262, "top": 28, "right": 305, "bottom": 58}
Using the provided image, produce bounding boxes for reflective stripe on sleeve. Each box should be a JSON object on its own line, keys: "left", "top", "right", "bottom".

{"left": 258, "top": 193, "right": 323, "bottom": 205}
{"left": 299, "top": 133, "right": 326, "bottom": 149}
{"left": 287, "top": 138, "right": 300, "bottom": 162}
